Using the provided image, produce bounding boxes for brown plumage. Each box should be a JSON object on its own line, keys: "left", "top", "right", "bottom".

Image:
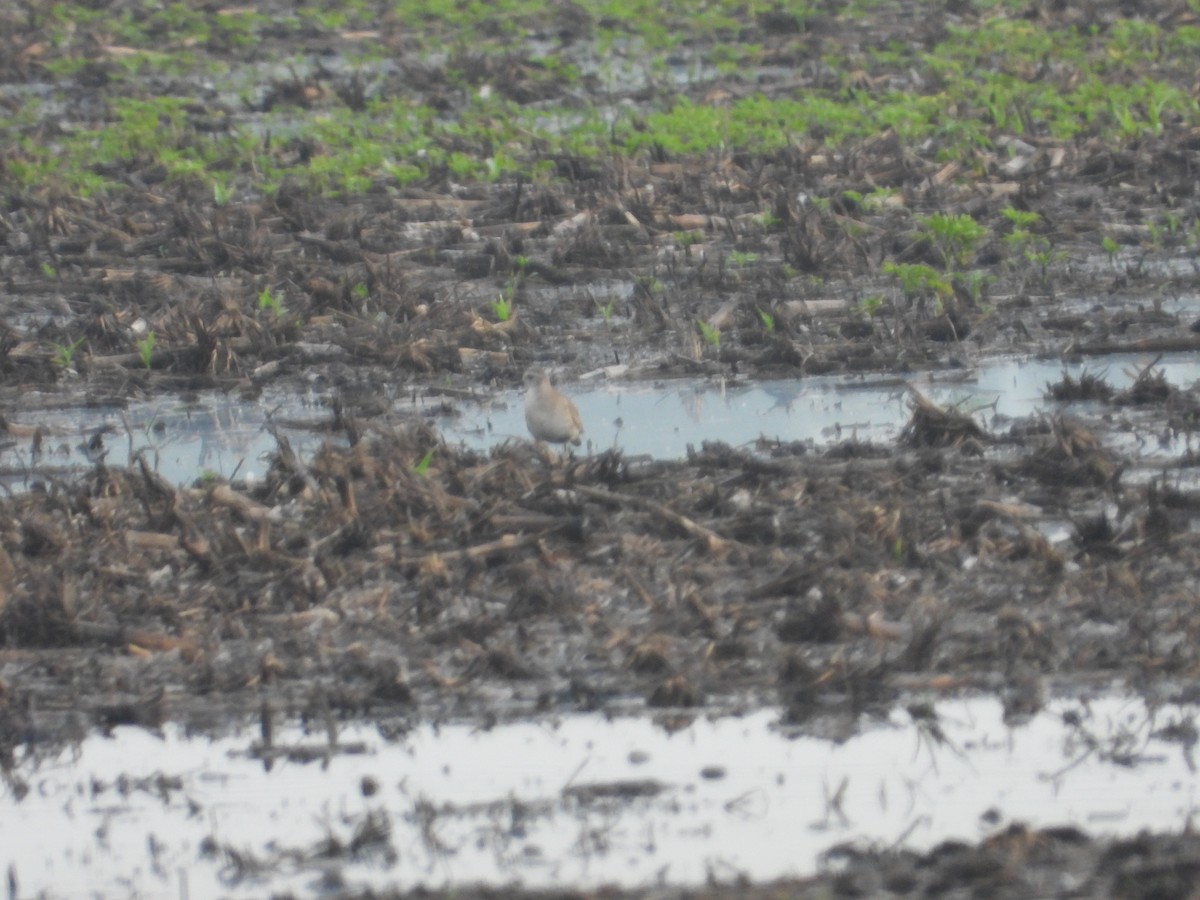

{"left": 523, "top": 368, "right": 583, "bottom": 445}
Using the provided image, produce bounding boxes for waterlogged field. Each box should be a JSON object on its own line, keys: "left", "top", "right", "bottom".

{"left": 3, "top": 0, "right": 1200, "bottom": 896}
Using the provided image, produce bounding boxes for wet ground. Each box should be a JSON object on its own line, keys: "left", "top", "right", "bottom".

{"left": 10, "top": 695, "right": 1200, "bottom": 897}
{"left": 4, "top": 0, "right": 1200, "bottom": 896}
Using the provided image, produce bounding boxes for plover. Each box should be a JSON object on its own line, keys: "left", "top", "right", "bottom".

{"left": 523, "top": 368, "right": 583, "bottom": 446}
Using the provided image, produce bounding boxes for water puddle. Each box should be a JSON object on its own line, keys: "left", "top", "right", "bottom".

{"left": 444, "top": 352, "right": 1200, "bottom": 459}
{"left": 4, "top": 695, "right": 1197, "bottom": 896}
{"left": 5, "top": 351, "right": 1199, "bottom": 489}
{"left": 0, "top": 388, "right": 331, "bottom": 491}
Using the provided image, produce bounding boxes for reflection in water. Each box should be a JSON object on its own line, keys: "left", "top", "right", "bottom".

{"left": 2, "top": 352, "right": 1198, "bottom": 489}
{"left": 0, "top": 389, "right": 332, "bottom": 490}
{"left": 4, "top": 695, "right": 1198, "bottom": 897}
{"left": 444, "top": 351, "right": 1200, "bottom": 460}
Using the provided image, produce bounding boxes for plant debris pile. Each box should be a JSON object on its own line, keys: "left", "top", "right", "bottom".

{"left": 4, "top": 0, "right": 1200, "bottom": 893}
{"left": 2, "top": 2, "right": 1200, "bottom": 395}
{"left": 4, "top": 404, "right": 1200, "bottom": 758}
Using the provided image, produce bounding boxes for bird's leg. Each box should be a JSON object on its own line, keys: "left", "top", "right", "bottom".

{"left": 534, "top": 440, "right": 558, "bottom": 466}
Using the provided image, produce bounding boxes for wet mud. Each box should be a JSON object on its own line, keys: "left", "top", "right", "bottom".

{"left": 3, "top": 0, "right": 1200, "bottom": 895}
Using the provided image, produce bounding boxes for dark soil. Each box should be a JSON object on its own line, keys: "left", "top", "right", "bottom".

{"left": 3, "top": 0, "right": 1200, "bottom": 895}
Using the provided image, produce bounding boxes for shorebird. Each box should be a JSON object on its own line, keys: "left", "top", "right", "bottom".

{"left": 523, "top": 368, "right": 583, "bottom": 446}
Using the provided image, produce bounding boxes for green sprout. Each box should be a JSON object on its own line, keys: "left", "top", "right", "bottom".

{"left": 919, "top": 213, "right": 987, "bottom": 269}
{"left": 137, "top": 332, "right": 156, "bottom": 369}
{"left": 757, "top": 308, "right": 775, "bottom": 332}
{"left": 1102, "top": 235, "right": 1120, "bottom": 265}
{"left": 863, "top": 188, "right": 898, "bottom": 211}
{"left": 883, "top": 262, "right": 953, "bottom": 305}
{"left": 1002, "top": 207, "right": 1045, "bottom": 262}
{"left": 491, "top": 277, "right": 519, "bottom": 322}
{"left": 413, "top": 448, "right": 435, "bottom": 475}
{"left": 1001, "top": 207, "right": 1041, "bottom": 230}
{"left": 258, "top": 288, "right": 284, "bottom": 317}
{"left": 52, "top": 337, "right": 86, "bottom": 369}
{"left": 697, "top": 319, "right": 721, "bottom": 349}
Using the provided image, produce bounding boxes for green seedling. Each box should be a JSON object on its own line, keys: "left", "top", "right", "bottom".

{"left": 697, "top": 319, "right": 721, "bottom": 349}
{"left": 1102, "top": 235, "right": 1120, "bottom": 265}
{"left": 1001, "top": 207, "right": 1041, "bottom": 230}
{"left": 883, "top": 262, "right": 953, "bottom": 305}
{"left": 919, "top": 213, "right": 987, "bottom": 269}
{"left": 10, "top": 0, "right": 1200, "bottom": 208}
{"left": 1002, "top": 208, "right": 1045, "bottom": 261}
{"left": 958, "top": 271, "right": 991, "bottom": 305}
{"left": 413, "top": 448, "right": 435, "bottom": 475}
{"left": 757, "top": 308, "right": 775, "bottom": 332}
{"left": 1147, "top": 221, "right": 1163, "bottom": 249}
{"left": 41, "top": 261, "right": 57, "bottom": 278}
{"left": 52, "top": 337, "right": 86, "bottom": 369}
{"left": 352, "top": 282, "right": 369, "bottom": 300}
{"left": 1145, "top": 214, "right": 1182, "bottom": 250}
{"left": 492, "top": 275, "right": 520, "bottom": 323}
{"left": 1025, "top": 247, "right": 1064, "bottom": 285}
{"left": 258, "top": 288, "right": 284, "bottom": 317}
{"left": 729, "top": 250, "right": 759, "bottom": 267}
{"left": 840, "top": 219, "right": 870, "bottom": 240}
{"left": 861, "top": 295, "right": 884, "bottom": 317}
{"left": 600, "top": 300, "right": 615, "bottom": 323}
{"left": 137, "top": 331, "right": 156, "bottom": 369}
{"left": 863, "top": 188, "right": 898, "bottom": 211}
{"left": 999, "top": 209, "right": 1055, "bottom": 283}
{"left": 10, "top": 0, "right": 1200, "bottom": 213}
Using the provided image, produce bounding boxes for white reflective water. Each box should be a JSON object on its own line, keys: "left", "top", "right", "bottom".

{"left": 0, "top": 387, "right": 331, "bottom": 490}
{"left": 449, "top": 351, "right": 1200, "bottom": 459}
{"left": 3, "top": 695, "right": 1198, "bottom": 897}
{"left": 3, "top": 351, "right": 1198, "bottom": 488}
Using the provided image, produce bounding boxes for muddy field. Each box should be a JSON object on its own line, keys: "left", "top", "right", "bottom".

{"left": 4, "top": 0, "right": 1200, "bottom": 896}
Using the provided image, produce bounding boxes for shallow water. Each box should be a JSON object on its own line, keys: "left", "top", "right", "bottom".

{"left": 3, "top": 352, "right": 1198, "bottom": 488}
{"left": 3, "top": 694, "right": 1196, "bottom": 897}
{"left": 448, "top": 351, "right": 1200, "bottom": 459}
{"left": 0, "top": 387, "right": 331, "bottom": 490}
